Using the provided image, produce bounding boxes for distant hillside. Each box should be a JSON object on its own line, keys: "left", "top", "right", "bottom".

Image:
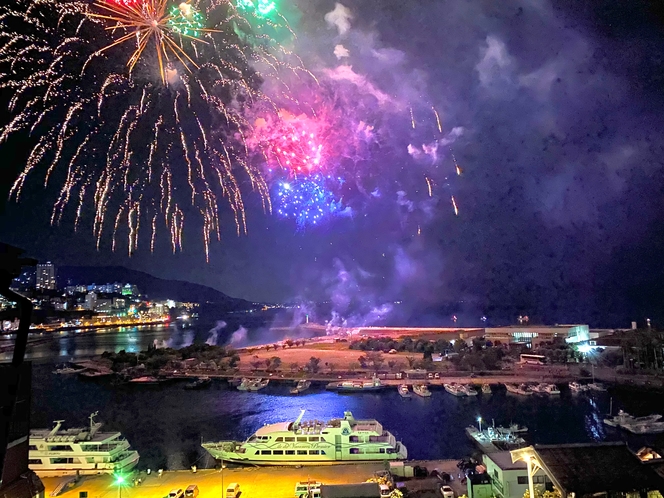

{"left": 58, "top": 266, "right": 253, "bottom": 310}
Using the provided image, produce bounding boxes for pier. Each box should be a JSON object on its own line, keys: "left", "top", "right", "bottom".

{"left": 41, "top": 460, "right": 466, "bottom": 498}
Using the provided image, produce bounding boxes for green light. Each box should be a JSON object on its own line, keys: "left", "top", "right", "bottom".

{"left": 168, "top": 4, "right": 205, "bottom": 38}
{"left": 237, "top": 0, "right": 255, "bottom": 11}
{"left": 257, "top": 0, "right": 276, "bottom": 15}
{"left": 114, "top": 474, "right": 125, "bottom": 485}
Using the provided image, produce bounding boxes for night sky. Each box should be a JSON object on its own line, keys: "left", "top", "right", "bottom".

{"left": 1, "top": 0, "right": 664, "bottom": 327}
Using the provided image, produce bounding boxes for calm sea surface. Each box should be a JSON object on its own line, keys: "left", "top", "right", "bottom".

{"left": 7, "top": 320, "right": 664, "bottom": 470}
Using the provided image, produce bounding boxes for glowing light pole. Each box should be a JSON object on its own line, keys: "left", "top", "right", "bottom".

{"left": 477, "top": 416, "right": 482, "bottom": 433}
{"left": 114, "top": 473, "right": 126, "bottom": 498}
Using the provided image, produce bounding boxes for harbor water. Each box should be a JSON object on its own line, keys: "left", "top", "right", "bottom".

{"left": 10, "top": 322, "right": 664, "bottom": 471}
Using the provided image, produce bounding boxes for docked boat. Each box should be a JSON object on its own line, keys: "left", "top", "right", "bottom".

{"left": 462, "top": 385, "right": 478, "bottom": 396}
{"left": 326, "top": 377, "right": 384, "bottom": 392}
{"left": 569, "top": 382, "right": 588, "bottom": 393}
{"left": 443, "top": 383, "right": 466, "bottom": 397}
{"left": 603, "top": 410, "right": 663, "bottom": 428}
{"left": 413, "top": 384, "right": 432, "bottom": 397}
{"left": 237, "top": 378, "right": 252, "bottom": 390}
{"left": 624, "top": 422, "right": 664, "bottom": 435}
{"left": 128, "top": 376, "right": 161, "bottom": 385}
{"left": 505, "top": 384, "right": 533, "bottom": 396}
{"left": 53, "top": 367, "right": 79, "bottom": 375}
{"left": 586, "top": 382, "right": 607, "bottom": 392}
{"left": 247, "top": 378, "right": 269, "bottom": 391}
{"left": 184, "top": 376, "right": 211, "bottom": 390}
{"left": 531, "top": 383, "right": 560, "bottom": 395}
{"left": 465, "top": 425, "right": 527, "bottom": 452}
{"left": 481, "top": 384, "right": 492, "bottom": 394}
{"left": 202, "top": 410, "right": 407, "bottom": 465}
{"left": 291, "top": 379, "right": 312, "bottom": 394}
{"left": 398, "top": 384, "right": 411, "bottom": 398}
{"left": 496, "top": 423, "right": 528, "bottom": 435}
{"left": 29, "top": 413, "right": 139, "bottom": 477}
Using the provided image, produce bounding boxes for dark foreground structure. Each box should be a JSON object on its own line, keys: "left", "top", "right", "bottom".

{"left": 0, "top": 244, "right": 44, "bottom": 498}
{"left": 511, "top": 443, "right": 664, "bottom": 498}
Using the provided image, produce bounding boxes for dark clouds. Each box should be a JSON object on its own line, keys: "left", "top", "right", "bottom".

{"left": 2, "top": 0, "right": 664, "bottom": 327}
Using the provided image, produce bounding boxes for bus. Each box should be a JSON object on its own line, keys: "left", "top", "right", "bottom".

{"left": 519, "top": 354, "right": 545, "bottom": 365}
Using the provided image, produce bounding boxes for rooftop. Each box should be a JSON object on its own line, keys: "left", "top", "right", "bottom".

{"left": 514, "top": 443, "right": 664, "bottom": 495}
{"left": 486, "top": 451, "right": 528, "bottom": 471}
{"left": 320, "top": 482, "right": 380, "bottom": 498}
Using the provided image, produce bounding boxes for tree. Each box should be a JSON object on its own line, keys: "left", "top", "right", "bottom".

{"left": 523, "top": 487, "right": 562, "bottom": 498}
{"left": 387, "top": 360, "right": 397, "bottom": 372}
{"left": 358, "top": 355, "right": 368, "bottom": 369}
{"left": 328, "top": 363, "right": 336, "bottom": 372}
{"left": 228, "top": 354, "right": 240, "bottom": 368}
{"left": 285, "top": 339, "right": 294, "bottom": 348}
{"left": 250, "top": 360, "right": 262, "bottom": 371}
{"left": 348, "top": 362, "right": 360, "bottom": 372}
{"left": 269, "top": 356, "right": 282, "bottom": 370}
{"left": 406, "top": 356, "right": 416, "bottom": 368}
{"left": 289, "top": 362, "right": 299, "bottom": 373}
{"left": 365, "top": 351, "right": 385, "bottom": 371}
{"left": 307, "top": 357, "right": 321, "bottom": 374}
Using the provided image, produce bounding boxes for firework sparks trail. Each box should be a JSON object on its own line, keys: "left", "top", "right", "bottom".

{"left": 425, "top": 176, "right": 433, "bottom": 197}
{"left": 432, "top": 106, "right": 442, "bottom": 133}
{"left": 0, "top": 0, "right": 310, "bottom": 256}
{"left": 451, "top": 195, "right": 458, "bottom": 216}
{"left": 409, "top": 106, "right": 416, "bottom": 129}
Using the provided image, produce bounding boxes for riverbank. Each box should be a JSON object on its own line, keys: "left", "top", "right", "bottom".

{"left": 42, "top": 460, "right": 464, "bottom": 498}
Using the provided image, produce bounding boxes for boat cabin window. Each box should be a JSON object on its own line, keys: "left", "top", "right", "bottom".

{"left": 309, "top": 437, "right": 320, "bottom": 442}
{"left": 29, "top": 445, "right": 38, "bottom": 451}
{"left": 322, "top": 432, "right": 329, "bottom": 434}
{"left": 260, "top": 450, "right": 271, "bottom": 455}
{"left": 28, "top": 459, "right": 42, "bottom": 465}
{"left": 309, "top": 450, "right": 319, "bottom": 455}
{"left": 349, "top": 436, "right": 359, "bottom": 442}
{"left": 379, "top": 448, "right": 385, "bottom": 453}
{"left": 248, "top": 436, "right": 257, "bottom": 442}
{"left": 350, "top": 448, "right": 360, "bottom": 454}
{"left": 285, "top": 437, "right": 295, "bottom": 442}
{"left": 275, "top": 437, "right": 283, "bottom": 442}
{"left": 320, "top": 450, "right": 326, "bottom": 455}
{"left": 297, "top": 450, "right": 307, "bottom": 455}
{"left": 51, "top": 457, "right": 76, "bottom": 464}
{"left": 48, "top": 445, "right": 73, "bottom": 451}
{"left": 297, "top": 437, "right": 307, "bottom": 442}
{"left": 273, "top": 450, "right": 283, "bottom": 455}
{"left": 286, "top": 450, "right": 295, "bottom": 455}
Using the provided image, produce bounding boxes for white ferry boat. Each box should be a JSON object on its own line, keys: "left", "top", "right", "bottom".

{"left": 28, "top": 413, "right": 139, "bottom": 477}
{"left": 202, "top": 410, "right": 407, "bottom": 466}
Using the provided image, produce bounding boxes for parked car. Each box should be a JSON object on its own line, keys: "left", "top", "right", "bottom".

{"left": 168, "top": 490, "right": 184, "bottom": 498}
{"left": 226, "top": 483, "right": 241, "bottom": 498}
{"left": 440, "top": 485, "right": 455, "bottom": 498}
{"left": 185, "top": 485, "right": 199, "bottom": 497}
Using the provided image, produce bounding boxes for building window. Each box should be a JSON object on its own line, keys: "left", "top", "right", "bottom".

{"left": 517, "top": 476, "right": 528, "bottom": 485}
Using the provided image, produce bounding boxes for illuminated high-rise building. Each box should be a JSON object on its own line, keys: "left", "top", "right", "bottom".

{"left": 35, "top": 262, "right": 56, "bottom": 291}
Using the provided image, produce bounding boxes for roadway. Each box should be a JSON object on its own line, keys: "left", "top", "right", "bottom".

{"left": 41, "top": 460, "right": 465, "bottom": 498}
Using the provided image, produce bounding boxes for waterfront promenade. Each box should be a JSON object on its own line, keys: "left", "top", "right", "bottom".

{"left": 41, "top": 460, "right": 464, "bottom": 498}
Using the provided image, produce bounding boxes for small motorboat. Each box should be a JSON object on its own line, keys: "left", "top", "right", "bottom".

{"left": 290, "top": 379, "right": 311, "bottom": 394}
{"left": 398, "top": 384, "right": 411, "bottom": 398}
{"left": 481, "top": 384, "right": 492, "bottom": 394}
{"left": 413, "top": 384, "right": 432, "bottom": 397}
{"left": 184, "top": 376, "right": 211, "bottom": 390}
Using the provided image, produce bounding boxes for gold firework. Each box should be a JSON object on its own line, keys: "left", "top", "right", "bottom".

{"left": 89, "top": 0, "right": 210, "bottom": 83}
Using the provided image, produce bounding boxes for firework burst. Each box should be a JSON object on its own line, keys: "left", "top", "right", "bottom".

{"left": 0, "top": 0, "right": 308, "bottom": 259}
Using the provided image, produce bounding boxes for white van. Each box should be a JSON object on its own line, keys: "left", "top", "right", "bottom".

{"left": 226, "top": 483, "right": 241, "bottom": 498}
{"left": 294, "top": 481, "right": 322, "bottom": 498}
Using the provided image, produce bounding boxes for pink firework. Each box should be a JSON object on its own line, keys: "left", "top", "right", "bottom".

{"left": 253, "top": 111, "right": 327, "bottom": 175}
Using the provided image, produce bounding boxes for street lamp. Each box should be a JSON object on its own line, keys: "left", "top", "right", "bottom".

{"left": 477, "top": 416, "right": 482, "bottom": 432}
{"left": 114, "top": 473, "right": 126, "bottom": 498}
